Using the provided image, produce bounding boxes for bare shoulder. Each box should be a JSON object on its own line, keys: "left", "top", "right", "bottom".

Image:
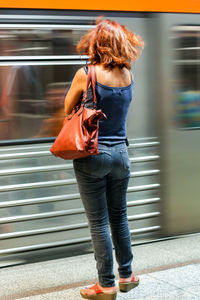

{"left": 74, "top": 67, "right": 87, "bottom": 81}
{"left": 122, "top": 67, "right": 133, "bottom": 82}
{"left": 122, "top": 67, "right": 132, "bottom": 76}
{"left": 71, "top": 67, "right": 87, "bottom": 91}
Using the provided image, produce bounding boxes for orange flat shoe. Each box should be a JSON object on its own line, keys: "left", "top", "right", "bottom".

{"left": 119, "top": 274, "right": 140, "bottom": 292}
{"left": 80, "top": 283, "right": 117, "bottom": 300}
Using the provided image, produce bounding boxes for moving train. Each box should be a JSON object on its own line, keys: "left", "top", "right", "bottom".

{"left": 0, "top": 2, "right": 200, "bottom": 261}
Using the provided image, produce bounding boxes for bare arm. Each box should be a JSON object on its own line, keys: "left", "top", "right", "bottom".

{"left": 64, "top": 68, "right": 87, "bottom": 115}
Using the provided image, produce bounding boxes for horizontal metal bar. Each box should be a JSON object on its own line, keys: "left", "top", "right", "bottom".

{"left": 173, "top": 47, "right": 200, "bottom": 51}
{"left": 130, "top": 170, "right": 160, "bottom": 178}
{"left": 0, "top": 208, "right": 85, "bottom": 224}
{"left": 0, "top": 193, "right": 81, "bottom": 208}
{"left": 128, "top": 212, "right": 160, "bottom": 221}
{"left": 0, "top": 178, "right": 160, "bottom": 193}
{"left": 177, "top": 126, "right": 200, "bottom": 131}
{"left": 127, "top": 183, "right": 160, "bottom": 192}
{"left": 0, "top": 179, "right": 77, "bottom": 192}
{"left": 128, "top": 137, "right": 158, "bottom": 142}
{"left": 0, "top": 138, "right": 159, "bottom": 152}
{"left": 0, "top": 136, "right": 158, "bottom": 148}
{"left": 0, "top": 165, "right": 159, "bottom": 177}
{"left": 0, "top": 226, "right": 160, "bottom": 255}
{"left": 0, "top": 222, "right": 161, "bottom": 241}
{"left": 127, "top": 198, "right": 160, "bottom": 207}
{"left": 130, "top": 155, "right": 160, "bottom": 163}
{"left": 0, "top": 150, "right": 50, "bottom": 160}
{"left": 0, "top": 60, "right": 87, "bottom": 66}
{"left": 0, "top": 237, "right": 92, "bottom": 255}
{"left": 0, "top": 194, "right": 159, "bottom": 209}
{"left": 0, "top": 222, "right": 89, "bottom": 240}
{"left": 173, "top": 59, "right": 200, "bottom": 65}
{"left": 0, "top": 15, "right": 96, "bottom": 20}
{"left": 130, "top": 225, "right": 160, "bottom": 234}
{"left": 0, "top": 137, "right": 55, "bottom": 147}
{"left": 0, "top": 144, "right": 50, "bottom": 152}
{"left": 0, "top": 150, "right": 159, "bottom": 162}
{"left": 0, "top": 55, "right": 88, "bottom": 61}
{"left": 0, "top": 164, "right": 73, "bottom": 176}
{"left": 0, "top": 207, "right": 160, "bottom": 225}
{"left": 0, "top": 24, "right": 95, "bottom": 29}
{"left": 0, "top": 179, "right": 160, "bottom": 193}
{"left": 0, "top": 142, "right": 160, "bottom": 151}
{"left": 128, "top": 141, "right": 160, "bottom": 149}
{"left": 0, "top": 15, "right": 96, "bottom": 21}
{"left": 0, "top": 137, "right": 56, "bottom": 146}
{"left": 172, "top": 26, "right": 200, "bottom": 31}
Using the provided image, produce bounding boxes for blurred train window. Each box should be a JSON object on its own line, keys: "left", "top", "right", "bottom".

{"left": 0, "top": 64, "right": 84, "bottom": 140}
{"left": 0, "top": 24, "right": 93, "bottom": 141}
{"left": 172, "top": 26, "right": 200, "bottom": 129}
{"left": 0, "top": 27, "right": 89, "bottom": 56}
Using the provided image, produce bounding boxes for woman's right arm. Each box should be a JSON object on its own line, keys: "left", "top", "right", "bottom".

{"left": 64, "top": 68, "right": 87, "bottom": 115}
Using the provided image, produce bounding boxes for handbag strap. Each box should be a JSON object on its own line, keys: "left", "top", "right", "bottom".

{"left": 82, "top": 65, "right": 97, "bottom": 109}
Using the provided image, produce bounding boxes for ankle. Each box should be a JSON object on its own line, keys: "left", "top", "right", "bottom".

{"left": 119, "top": 276, "right": 132, "bottom": 283}
{"left": 98, "top": 283, "right": 117, "bottom": 292}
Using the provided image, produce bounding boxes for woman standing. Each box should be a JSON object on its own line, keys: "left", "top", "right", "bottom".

{"left": 65, "top": 18, "right": 143, "bottom": 300}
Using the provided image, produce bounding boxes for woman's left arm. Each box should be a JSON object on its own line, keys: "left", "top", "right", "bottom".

{"left": 64, "top": 68, "right": 87, "bottom": 115}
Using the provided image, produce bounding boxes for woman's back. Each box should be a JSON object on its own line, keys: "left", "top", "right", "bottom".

{"left": 94, "top": 65, "right": 132, "bottom": 88}
{"left": 82, "top": 64, "right": 133, "bottom": 142}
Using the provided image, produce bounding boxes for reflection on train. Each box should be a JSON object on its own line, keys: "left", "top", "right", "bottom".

{"left": 0, "top": 26, "right": 86, "bottom": 140}
{"left": 35, "top": 82, "right": 70, "bottom": 137}
{"left": 0, "top": 11, "right": 200, "bottom": 260}
{"left": 172, "top": 28, "right": 200, "bottom": 129}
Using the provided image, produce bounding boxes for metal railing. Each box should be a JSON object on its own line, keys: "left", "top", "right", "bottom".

{"left": 0, "top": 138, "right": 161, "bottom": 255}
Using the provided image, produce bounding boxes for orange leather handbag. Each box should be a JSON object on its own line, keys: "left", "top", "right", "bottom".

{"left": 50, "top": 65, "right": 106, "bottom": 160}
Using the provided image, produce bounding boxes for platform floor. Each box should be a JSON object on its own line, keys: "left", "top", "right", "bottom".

{"left": 0, "top": 233, "right": 200, "bottom": 300}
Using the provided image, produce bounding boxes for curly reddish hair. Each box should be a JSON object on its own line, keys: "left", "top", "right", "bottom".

{"left": 77, "top": 18, "right": 144, "bottom": 69}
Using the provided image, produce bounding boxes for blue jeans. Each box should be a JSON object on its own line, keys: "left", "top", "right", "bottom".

{"left": 73, "top": 142, "right": 133, "bottom": 287}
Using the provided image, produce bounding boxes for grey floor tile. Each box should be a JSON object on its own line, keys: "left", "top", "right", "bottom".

{"left": 130, "top": 291, "right": 199, "bottom": 300}
{"left": 17, "top": 296, "right": 46, "bottom": 300}
{"left": 41, "top": 285, "right": 199, "bottom": 300}
{"left": 51, "top": 254, "right": 97, "bottom": 284}
{"left": 133, "top": 237, "right": 200, "bottom": 274}
{"left": 133, "top": 247, "right": 180, "bottom": 272}
{"left": 0, "top": 295, "right": 46, "bottom": 300}
{"left": 42, "top": 287, "right": 82, "bottom": 300}
{"left": 148, "top": 264, "right": 200, "bottom": 288}
{"left": 1, "top": 235, "right": 200, "bottom": 300}
{"left": 182, "top": 284, "right": 200, "bottom": 297}
{"left": 121, "top": 285, "right": 199, "bottom": 299}
{"left": 193, "top": 263, "right": 200, "bottom": 270}
{"left": 41, "top": 276, "right": 182, "bottom": 300}
{"left": 0, "top": 270, "right": 64, "bottom": 298}
{"left": 116, "top": 277, "right": 180, "bottom": 299}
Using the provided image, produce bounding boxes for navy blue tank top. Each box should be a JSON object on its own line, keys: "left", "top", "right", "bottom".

{"left": 83, "top": 66, "right": 133, "bottom": 142}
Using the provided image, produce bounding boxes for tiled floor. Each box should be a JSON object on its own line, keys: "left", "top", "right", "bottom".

{"left": 0, "top": 234, "right": 200, "bottom": 300}
{"left": 17, "top": 264, "right": 200, "bottom": 300}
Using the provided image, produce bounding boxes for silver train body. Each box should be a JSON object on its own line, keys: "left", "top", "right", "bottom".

{"left": 0, "top": 10, "right": 199, "bottom": 258}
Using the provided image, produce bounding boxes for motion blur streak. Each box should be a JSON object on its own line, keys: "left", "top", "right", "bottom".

{"left": 0, "top": 11, "right": 199, "bottom": 260}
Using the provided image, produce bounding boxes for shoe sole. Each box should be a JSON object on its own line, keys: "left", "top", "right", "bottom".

{"left": 119, "top": 280, "right": 139, "bottom": 292}
{"left": 80, "top": 290, "right": 117, "bottom": 300}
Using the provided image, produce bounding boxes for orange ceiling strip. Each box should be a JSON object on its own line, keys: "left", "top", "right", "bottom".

{"left": 0, "top": 0, "right": 200, "bottom": 13}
